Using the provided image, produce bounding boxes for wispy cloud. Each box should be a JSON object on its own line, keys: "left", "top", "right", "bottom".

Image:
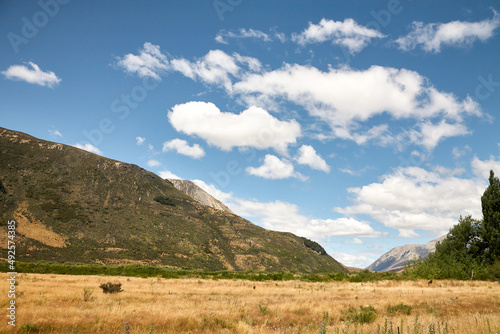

{"left": 396, "top": 10, "right": 500, "bottom": 52}
{"left": 162, "top": 138, "right": 205, "bottom": 159}
{"left": 2, "top": 62, "right": 61, "bottom": 88}
{"left": 73, "top": 143, "right": 102, "bottom": 155}
{"left": 49, "top": 129, "right": 63, "bottom": 138}
{"left": 292, "top": 18, "right": 386, "bottom": 54}
{"left": 147, "top": 159, "right": 161, "bottom": 167}
{"left": 215, "top": 28, "right": 273, "bottom": 44}
{"left": 136, "top": 136, "right": 146, "bottom": 145}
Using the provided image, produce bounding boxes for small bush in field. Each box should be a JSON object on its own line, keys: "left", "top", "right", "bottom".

{"left": 83, "top": 288, "right": 94, "bottom": 301}
{"left": 100, "top": 282, "right": 123, "bottom": 294}
{"left": 341, "top": 305, "right": 377, "bottom": 324}
{"left": 387, "top": 303, "right": 412, "bottom": 315}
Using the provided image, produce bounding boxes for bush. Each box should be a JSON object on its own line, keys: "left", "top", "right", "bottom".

{"left": 83, "top": 288, "right": 94, "bottom": 301}
{"left": 154, "top": 195, "right": 176, "bottom": 206}
{"left": 387, "top": 303, "right": 412, "bottom": 315}
{"left": 99, "top": 282, "right": 123, "bottom": 294}
{"left": 341, "top": 306, "right": 377, "bottom": 324}
{"left": 20, "top": 323, "right": 39, "bottom": 333}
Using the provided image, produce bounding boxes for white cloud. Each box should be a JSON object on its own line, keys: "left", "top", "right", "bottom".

{"left": 147, "top": 159, "right": 161, "bottom": 167}
{"left": 215, "top": 28, "right": 272, "bottom": 44}
{"left": 396, "top": 10, "right": 500, "bottom": 52}
{"left": 292, "top": 18, "right": 386, "bottom": 54}
{"left": 229, "top": 198, "right": 381, "bottom": 240}
{"left": 344, "top": 238, "right": 364, "bottom": 245}
{"left": 168, "top": 101, "right": 301, "bottom": 154}
{"left": 452, "top": 145, "right": 471, "bottom": 159}
{"left": 162, "top": 138, "right": 205, "bottom": 159}
{"left": 472, "top": 155, "right": 500, "bottom": 180}
{"left": 335, "top": 165, "right": 485, "bottom": 237}
{"left": 136, "top": 136, "right": 146, "bottom": 145}
{"left": 49, "top": 130, "right": 62, "bottom": 137}
{"left": 296, "top": 145, "right": 330, "bottom": 172}
{"left": 169, "top": 50, "right": 261, "bottom": 92}
{"left": 233, "top": 64, "right": 481, "bottom": 148}
{"left": 73, "top": 143, "right": 102, "bottom": 155}
{"left": 411, "top": 120, "right": 470, "bottom": 150}
{"left": 333, "top": 252, "right": 375, "bottom": 268}
{"left": 159, "top": 170, "right": 181, "bottom": 179}
{"left": 116, "top": 42, "right": 168, "bottom": 80}
{"left": 246, "top": 154, "right": 307, "bottom": 181}
{"left": 2, "top": 62, "right": 61, "bottom": 88}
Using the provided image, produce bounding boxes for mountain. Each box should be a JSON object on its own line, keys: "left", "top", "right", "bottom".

{"left": 366, "top": 235, "right": 446, "bottom": 272}
{"left": 0, "top": 127, "right": 346, "bottom": 273}
{"left": 168, "top": 179, "right": 233, "bottom": 214}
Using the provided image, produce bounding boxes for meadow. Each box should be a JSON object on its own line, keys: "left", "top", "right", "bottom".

{"left": 1, "top": 273, "right": 499, "bottom": 333}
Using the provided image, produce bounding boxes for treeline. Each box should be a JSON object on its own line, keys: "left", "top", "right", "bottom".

{"left": 1, "top": 260, "right": 399, "bottom": 282}
{"left": 404, "top": 170, "right": 500, "bottom": 281}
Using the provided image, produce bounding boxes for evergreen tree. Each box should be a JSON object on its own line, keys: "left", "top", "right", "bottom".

{"left": 481, "top": 170, "right": 500, "bottom": 263}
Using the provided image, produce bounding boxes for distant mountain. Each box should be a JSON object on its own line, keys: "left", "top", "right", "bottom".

{"left": 0, "top": 127, "right": 346, "bottom": 273}
{"left": 366, "top": 235, "right": 446, "bottom": 272}
{"left": 168, "top": 179, "right": 233, "bottom": 214}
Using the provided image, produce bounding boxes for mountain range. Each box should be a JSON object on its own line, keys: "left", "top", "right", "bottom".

{"left": 366, "top": 235, "right": 446, "bottom": 272}
{"left": 0, "top": 127, "right": 346, "bottom": 273}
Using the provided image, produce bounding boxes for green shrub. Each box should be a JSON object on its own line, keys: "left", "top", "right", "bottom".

{"left": 21, "top": 323, "right": 39, "bottom": 333}
{"left": 99, "top": 282, "right": 123, "bottom": 294}
{"left": 386, "top": 303, "right": 412, "bottom": 315}
{"left": 341, "top": 306, "right": 377, "bottom": 324}
{"left": 154, "top": 196, "right": 176, "bottom": 206}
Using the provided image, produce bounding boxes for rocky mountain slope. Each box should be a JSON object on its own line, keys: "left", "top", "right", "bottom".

{"left": 168, "top": 179, "right": 233, "bottom": 214}
{"left": 0, "top": 127, "right": 346, "bottom": 273}
{"left": 366, "top": 235, "right": 446, "bottom": 272}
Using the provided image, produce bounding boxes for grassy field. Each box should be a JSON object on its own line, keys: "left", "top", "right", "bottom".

{"left": 1, "top": 273, "right": 500, "bottom": 333}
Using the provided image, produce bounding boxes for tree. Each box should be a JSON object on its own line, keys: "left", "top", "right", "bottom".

{"left": 481, "top": 170, "right": 500, "bottom": 263}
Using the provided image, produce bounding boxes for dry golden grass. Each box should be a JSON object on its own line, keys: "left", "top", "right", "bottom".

{"left": 1, "top": 273, "right": 500, "bottom": 333}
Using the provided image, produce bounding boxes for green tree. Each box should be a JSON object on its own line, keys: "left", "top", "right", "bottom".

{"left": 481, "top": 170, "right": 500, "bottom": 263}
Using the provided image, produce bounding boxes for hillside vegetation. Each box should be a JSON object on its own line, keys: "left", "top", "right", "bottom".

{"left": 405, "top": 170, "right": 500, "bottom": 280}
{"left": 0, "top": 127, "right": 346, "bottom": 273}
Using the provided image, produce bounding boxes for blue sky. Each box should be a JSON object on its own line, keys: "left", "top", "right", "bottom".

{"left": 1, "top": 0, "right": 500, "bottom": 268}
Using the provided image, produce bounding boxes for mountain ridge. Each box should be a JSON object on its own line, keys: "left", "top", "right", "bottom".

{"left": 366, "top": 235, "right": 446, "bottom": 272}
{"left": 0, "top": 127, "right": 346, "bottom": 273}
{"left": 168, "top": 179, "right": 233, "bottom": 214}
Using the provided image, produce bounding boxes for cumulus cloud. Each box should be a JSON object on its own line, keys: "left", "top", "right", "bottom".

{"left": 335, "top": 165, "right": 485, "bottom": 237}
{"left": 233, "top": 64, "right": 481, "bottom": 149}
{"left": 162, "top": 138, "right": 205, "bottom": 159}
{"left": 73, "top": 143, "right": 102, "bottom": 155}
{"left": 472, "top": 155, "right": 500, "bottom": 180}
{"left": 147, "top": 159, "right": 161, "bottom": 167}
{"left": 116, "top": 42, "right": 168, "bottom": 80}
{"left": 2, "top": 62, "right": 61, "bottom": 88}
{"left": 159, "top": 170, "right": 181, "bottom": 179}
{"left": 215, "top": 28, "right": 272, "bottom": 44}
{"left": 168, "top": 101, "right": 301, "bottom": 154}
{"left": 292, "top": 18, "right": 386, "bottom": 54}
{"left": 246, "top": 154, "right": 307, "bottom": 181}
{"left": 136, "top": 136, "right": 146, "bottom": 145}
{"left": 396, "top": 10, "right": 500, "bottom": 52}
{"left": 229, "top": 198, "right": 381, "bottom": 240}
{"left": 296, "top": 145, "right": 330, "bottom": 172}
{"left": 170, "top": 50, "right": 261, "bottom": 92}
{"left": 117, "top": 44, "right": 482, "bottom": 150}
